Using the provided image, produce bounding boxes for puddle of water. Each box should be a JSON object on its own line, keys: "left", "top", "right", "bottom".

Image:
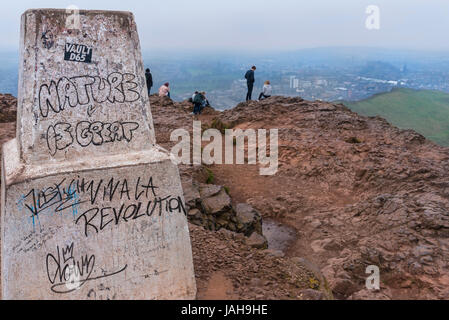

{"left": 262, "top": 219, "right": 297, "bottom": 252}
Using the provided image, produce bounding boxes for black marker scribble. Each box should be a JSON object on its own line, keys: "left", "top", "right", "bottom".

{"left": 46, "top": 120, "right": 140, "bottom": 156}
{"left": 46, "top": 243, "right": 127, "bottom": 294}
{"left": 39, "top": 72, "right": 141, "bottom": 118}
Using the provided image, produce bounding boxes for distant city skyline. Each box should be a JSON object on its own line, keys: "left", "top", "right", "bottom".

{"left": 0, "top": 1, "right": 449, "bottom": 51}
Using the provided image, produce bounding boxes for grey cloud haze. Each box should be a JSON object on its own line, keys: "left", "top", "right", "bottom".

{"left": 0, "top": 0, "right": 448, "bottom": 51}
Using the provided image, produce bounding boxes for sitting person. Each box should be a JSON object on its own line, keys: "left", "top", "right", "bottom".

{"left": 201, "top": 92, "right": 210, "bottom": 108}
{"left": 258, "top": 80, "right": 272, "bottom": 100}
{"left": 158, "top": 82, "right": 171, "bottom": 98}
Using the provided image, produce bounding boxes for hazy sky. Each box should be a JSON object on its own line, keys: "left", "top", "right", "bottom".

{"left": 0, "top": 0, "right": 448, "bottom": 52}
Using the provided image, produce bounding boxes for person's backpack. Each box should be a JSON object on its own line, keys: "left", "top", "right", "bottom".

{"left": 193, "top": 93, "right": 203, "bottom": 104}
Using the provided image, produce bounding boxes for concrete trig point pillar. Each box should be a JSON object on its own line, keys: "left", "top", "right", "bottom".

{"left": 1, "top": 9, "right": 196, "bottom": 299}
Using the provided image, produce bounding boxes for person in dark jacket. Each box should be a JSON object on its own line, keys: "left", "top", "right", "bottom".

{"left": 244, "top": 66, "right": 256, "bottom": 101}
{"left": 193, "top": 92, "right": 204, "bottom": 115}
{"left": 145, "top": 68, "right": 153, "bottom": 95}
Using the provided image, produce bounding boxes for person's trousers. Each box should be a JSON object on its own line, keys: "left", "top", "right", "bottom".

{"left": 246, "top": 83, "right": 254, "bottom": 101}
{"left": 193, "top": 103, "right": 202, "bottom": 115}
{"left": 258, "top": 93, "right": 271, "bottom": 100}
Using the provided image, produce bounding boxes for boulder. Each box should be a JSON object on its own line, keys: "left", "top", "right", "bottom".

{"left": 183, "top": 183, "right": 268, "bottom": 242}
{"left": 245, "top": 233, "right": 268, "bottom": 249}
{"left": 182, "top": 180, "right": 201, "bottom": 208}
{"left": 199, "top": 184, "right": 222, "bottom": 198}
{"left": 235, "top": 203, "right": 263, "bottom": 236}
{"left": 201, "top": 188, "right": 232, "bottom": 215}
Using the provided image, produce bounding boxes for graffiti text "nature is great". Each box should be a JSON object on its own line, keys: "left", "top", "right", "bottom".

{"left": 38, "top": 72, "right": 141, "bottom": 118}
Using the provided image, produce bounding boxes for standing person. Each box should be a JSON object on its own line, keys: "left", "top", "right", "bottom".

{"left": 145, "top": 68, "right": 153, "bottom": 95}
{"left": 159, "top": 82, "right": 170, "bottom": 98}
{"left": 191, "top": 91, "right": 199, "bottom": 102}
{"left": 258, "top": 80, "right": 272, "bottom": 100}
{"left": 244, "top": 66, "right": 256, "bottom": 101}
{"left": 193, "top": 91, "right": 204, "bottom": 115}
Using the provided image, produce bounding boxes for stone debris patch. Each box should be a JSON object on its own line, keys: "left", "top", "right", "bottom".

{"left": 183, "top": 180, "right": 268, "bottom": 244}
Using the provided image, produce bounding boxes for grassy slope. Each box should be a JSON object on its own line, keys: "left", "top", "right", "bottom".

{"left": 345, "top": 88, "right": 449, "bottom": 146}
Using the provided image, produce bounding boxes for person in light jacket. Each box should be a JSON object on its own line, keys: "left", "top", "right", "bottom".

{"left": 159, "top": 82, "right": 170, "bottom": 98}
{"left": 258, "top": 80, "right": 272, "bottom": 100}
{"left": 201, "top": 92, "right": 210, "bottom": 108}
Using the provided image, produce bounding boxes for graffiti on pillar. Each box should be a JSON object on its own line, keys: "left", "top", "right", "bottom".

{"left": 37, "top": 72, "right": 143, "bottom": 155}
{"left": 46, "top": 120, "right": 140, "bottom": 156}
{"left": 45, "top": 242, "right": 127, "bottom": 294}
{"left": 17, "top": 174, "right": 187, "bottom": 235}
{"left": 41, "top": 31, "right": 55, "bottom": 49}
{"left": 15, "top": 172, "right": 187, "bottom": 295}
{"left": 38, "top": 72, "right": 141, "bottom": 118}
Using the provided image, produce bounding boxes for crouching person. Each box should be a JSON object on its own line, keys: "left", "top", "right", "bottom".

{"left": 193, "top": 92, "right": 204, "bottom": 115}
{"left": 159, "top": 82, "right": 171, "bottom": 98}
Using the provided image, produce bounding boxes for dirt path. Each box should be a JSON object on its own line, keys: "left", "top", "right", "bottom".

{"left": 199, "top": 272, "right": 237, "bottom": 300}
{"left": 208, "top": 160, "right": 365, "bottom": 299}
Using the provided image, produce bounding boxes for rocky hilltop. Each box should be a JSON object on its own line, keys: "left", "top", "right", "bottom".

{"left": 2, "top": 93, "right": 449, "bottom": 300}
{"left": 214, "top": 97, "right": 449, "bottom": 299}
{"left": 149, "top": 94, "right": 449, "bottom": 300}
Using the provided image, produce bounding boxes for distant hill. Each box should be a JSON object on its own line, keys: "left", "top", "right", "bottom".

{"left": 344, "top": 88, "right": 449, "bottom": 146}
{"left": 358, "top": 61, "right": 403, "bottom": 79}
